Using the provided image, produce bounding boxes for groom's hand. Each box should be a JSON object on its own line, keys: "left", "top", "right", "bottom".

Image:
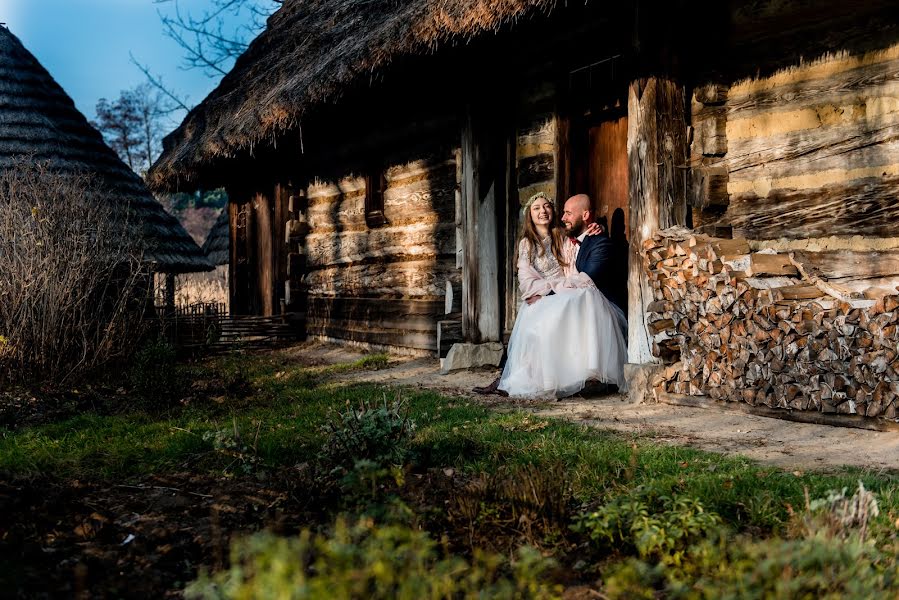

{"left": 525, "top": 295, "right": 541, "bottom": 305}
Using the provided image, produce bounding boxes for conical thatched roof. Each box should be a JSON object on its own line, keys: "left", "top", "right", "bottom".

{"left": 0, "top": 27, "right": 212, "bottom": 273}
{"left": 202, "top": 207, "right": 229, "bottom": 266}
{"left": 149, "top": 0, "right": 557, "bottom": 190}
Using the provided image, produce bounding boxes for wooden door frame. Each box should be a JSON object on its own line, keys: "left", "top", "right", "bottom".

{"left": 461, "top": 104, "right": 509, "bottom": 344}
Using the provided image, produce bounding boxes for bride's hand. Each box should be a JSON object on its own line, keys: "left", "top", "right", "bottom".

{"left": 525, "top": 295, "right": 541, "bottom": 305}
{"left": 585, "top": 222, "right": 604, "bottom": 236}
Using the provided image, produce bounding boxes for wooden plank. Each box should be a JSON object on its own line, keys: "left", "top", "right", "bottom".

{"left": 728, "top": 128, "right": 899, "bottom": 185}
{"left": 476, "top": 157, "right": 501, "bottom": 342}
{"left": 305, "top": 296, "right": 443, "bottom": 351}
{"left": 590, "top": 115, "right": 629, "bottom": 237}
{"left": 254, "top": 191, "right": 275, "bottom": 316}
{"left": 274, "top": 183, "right": 290, "bottom": 311}
{"left": 307, "top": 296, "right": 443, "bottom": 314}
{"left": 792, "top": 250, "right": 899, "bottom": 280}
{"left": 504, "top": 132, "right": 518, "bottom": 336}
{"left": 772, "top": 284, "right": 824, "bottom": 301}
{"left": 724, "top": 173, "right": 899, "bottom": 239}
{"left": 725, "top": 55, "right": 899, "bottom": 119}
{"left": 307, "top": 324, "right": 436, "bottom": 352}
{"left": 461, "top": 107, "right": 502, "bottom": 343}
{"left": 627, "top": 77, "right": 689, "bottom": 364}
{"left": 746, "top": 253, "right": 799, "bottom": 276}
{"left": 226, "top": 196, "right": 243, "bottom": 314}
{"left": 461, "top": 110, "right": 479, "bottom": 341}
{"left": 306, "top": 308, "right": 440, "bottom": 332}
{"left": 304, "top": 223, "right": 456, "bottom": 267}
{"left": 305, "top": 258, "right": 460, "bottom": 298}
{"left": 657, "top": 392, "right": 899, "bottom": 433}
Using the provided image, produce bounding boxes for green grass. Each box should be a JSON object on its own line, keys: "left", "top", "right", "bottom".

{"left": 2, "top": 350, "right": 898, "bottom": 535}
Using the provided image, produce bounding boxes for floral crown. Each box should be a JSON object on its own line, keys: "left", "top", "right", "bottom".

{"left": 522, "top": 191, "right": 552, "bottom": 216}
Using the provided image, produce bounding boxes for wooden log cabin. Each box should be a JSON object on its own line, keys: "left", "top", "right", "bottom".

{"left": 150, "top": 0, "right": 899, "bottom": 421}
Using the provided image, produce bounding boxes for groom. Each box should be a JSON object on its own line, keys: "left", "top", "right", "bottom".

{"left": 559, "top": 194, "right": 627, "bottom": 313}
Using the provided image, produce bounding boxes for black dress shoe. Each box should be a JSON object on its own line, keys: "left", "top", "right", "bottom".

{"left": 472, "top": 377, "right": 508, "bottom": 397}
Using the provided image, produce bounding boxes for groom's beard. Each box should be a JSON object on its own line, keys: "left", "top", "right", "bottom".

{"left": 565, "top": 219, "right": 585, "bottom": 238}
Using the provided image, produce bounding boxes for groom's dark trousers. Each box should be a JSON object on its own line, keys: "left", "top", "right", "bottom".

{"left": 575, "top": 235, "right": 628, "bottom": 315}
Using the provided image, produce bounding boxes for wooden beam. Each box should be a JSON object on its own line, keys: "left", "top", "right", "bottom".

{"left": 627, "top": 77, "right": 689, "bottom": 364}
{"left": 792, "top": 250, "right": 899, "bottom": 280}
{"left": 725, "top": 174, "right": 899, "bottom": 240}
{"left": 227, "top": 199, "right": 240, "bottom": 314}
{"left": 461, "top": 112, "right": 479, "bottom": 342}
{"left": 460, "top": 108, "right": 502, "bottom": 343}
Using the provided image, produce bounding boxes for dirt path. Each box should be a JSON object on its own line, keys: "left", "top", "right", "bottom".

{"left": 299, "top": 342, "right": 899, "bottom": 472}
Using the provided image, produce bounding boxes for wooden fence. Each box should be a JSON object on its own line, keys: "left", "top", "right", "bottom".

{"left": 153, "top": 303, "right": 304, "bottom": 353}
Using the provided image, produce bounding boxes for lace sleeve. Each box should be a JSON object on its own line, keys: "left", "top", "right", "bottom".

{"left": 517, "top": 238, "right": 531, "bottom": 268}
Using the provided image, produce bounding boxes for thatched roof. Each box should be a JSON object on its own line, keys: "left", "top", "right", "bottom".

{"left": 202, "top": 207, "right": 229, "bottom": 266}
{"left": 0, "top": 27, "right": 212, "bottom": 273}
{"left": 149, "top": 0, "right": 557, "bottom": 190}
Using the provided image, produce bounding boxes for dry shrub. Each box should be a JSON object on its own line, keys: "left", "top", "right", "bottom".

{"left": 0, "top": 159, "right": 149, "bottom": 385}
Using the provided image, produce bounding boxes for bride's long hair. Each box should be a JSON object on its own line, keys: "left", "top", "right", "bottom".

{"left": 520, "top": 192, "right": 568, "bottom": 267}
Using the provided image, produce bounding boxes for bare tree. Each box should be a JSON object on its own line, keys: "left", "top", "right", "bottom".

{"left": 152, "top": 0, "right": 278, "bottom": 75}
{"left": 94, "top": 84, "right": 177, "bottom": 176}
{"left": 131, "top": 1, "right": 277, "bottom": 119}
{"left": 94, "top": 93, "right": 142, "bottom": 171}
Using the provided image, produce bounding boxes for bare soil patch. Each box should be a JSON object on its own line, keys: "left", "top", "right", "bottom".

{"left": 0, "top": 472, "right": 310, "bottom": 599}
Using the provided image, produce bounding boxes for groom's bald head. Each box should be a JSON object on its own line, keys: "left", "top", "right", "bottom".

{"left": 562, "top": 194, "right": 594, "bottom": 236}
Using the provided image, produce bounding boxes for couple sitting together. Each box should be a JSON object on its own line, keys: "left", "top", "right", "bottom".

{"left": 476, "top": 192, "right": 628, "bottom": 399}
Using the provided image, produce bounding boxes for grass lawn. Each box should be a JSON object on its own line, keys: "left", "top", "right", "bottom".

{"left": 2, "top": 348, "right": 899, "bottom": 598}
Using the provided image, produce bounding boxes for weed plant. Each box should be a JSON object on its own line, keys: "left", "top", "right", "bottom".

{"left": 185, "top": 517, "right": 561, "bottom": 600}
{"left": 318, "top": 394, "right": 415, "bottom": 470}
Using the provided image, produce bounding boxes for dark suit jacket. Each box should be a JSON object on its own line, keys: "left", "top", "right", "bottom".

{"left": 575, "top": 235, "right": 628, "bottom": 315}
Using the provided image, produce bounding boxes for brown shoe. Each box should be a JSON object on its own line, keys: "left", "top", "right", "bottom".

{"left": 473, "top": 377, "right": 508, "bottom": 397}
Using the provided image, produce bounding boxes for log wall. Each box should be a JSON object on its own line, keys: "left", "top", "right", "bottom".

{"left": 691, "top": 43, "right": 899, "bottom": 244}
{"left": 515, "top": 114, "right": 557, "bottom": 207}
{"left": 303, "top": 154, "right": 461, "bottom": 354}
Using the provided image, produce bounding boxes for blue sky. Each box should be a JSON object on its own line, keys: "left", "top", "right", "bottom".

{"left": 2, "top": 0, "right": 265, "bottom": 130}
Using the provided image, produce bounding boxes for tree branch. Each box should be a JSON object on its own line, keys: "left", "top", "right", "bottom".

{"left": 129, "top": 53, "right": 191, "bottom": 114}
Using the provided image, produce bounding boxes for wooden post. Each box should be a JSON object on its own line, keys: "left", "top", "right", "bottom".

{"left": 227, "top": 199, "right": 239, "bottom": 315}
{"left": 627, "top": 77, "right": 688, "bottom": 364}
{"left": 461, "top": 108, "right": 501, "bottom": 343}
{"left": 164, "top": 272, "right": 176, "bottom": 314}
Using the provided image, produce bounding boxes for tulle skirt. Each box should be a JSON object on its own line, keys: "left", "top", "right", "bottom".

{"left": 497, "top": 287, "right": 628, "bottom": 399}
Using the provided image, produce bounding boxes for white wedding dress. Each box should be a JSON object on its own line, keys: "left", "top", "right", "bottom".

{"left": 497, "top": 236, "right": 628, "bottom": 399}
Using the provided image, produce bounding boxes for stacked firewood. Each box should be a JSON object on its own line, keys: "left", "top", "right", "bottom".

{"left": 644, "top": 227, "right": 899, "bottom": 419}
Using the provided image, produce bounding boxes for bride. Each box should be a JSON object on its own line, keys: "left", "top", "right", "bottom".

{"left": 496, "top": 192, "right": 628, "bottom": 399}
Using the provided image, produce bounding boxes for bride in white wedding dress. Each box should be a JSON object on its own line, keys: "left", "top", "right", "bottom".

{"left": 497, "top": 193, "right": 628, "bottom": 399}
